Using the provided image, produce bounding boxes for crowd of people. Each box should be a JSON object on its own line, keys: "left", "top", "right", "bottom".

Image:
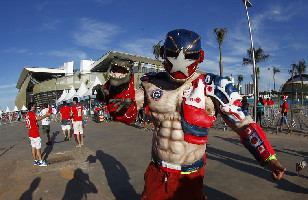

{"left": 240, "top": 96, "right": 291, "bottom": 132}
{"left": 25, "top": 97, "right": 85, "bottom": 167}
{"left": 24, "top": 96, "right": 156, "bottom": 168}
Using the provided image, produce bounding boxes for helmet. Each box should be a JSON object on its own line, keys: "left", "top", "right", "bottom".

{"left": 162, "top": 29, "right": 204, "bottom": 82}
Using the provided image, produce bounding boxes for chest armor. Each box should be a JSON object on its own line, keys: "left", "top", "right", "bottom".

{"left": 182, "top": 74, "right": 216, "bottom": 145}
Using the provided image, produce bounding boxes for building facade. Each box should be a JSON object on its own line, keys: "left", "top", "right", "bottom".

{"left": 15, "top": 51, "right": 164, "bottom": 109}
{"left": 245, "top": 82, "right": 254, "bottom": 96}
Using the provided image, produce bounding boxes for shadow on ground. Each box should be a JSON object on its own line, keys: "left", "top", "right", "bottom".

{"left": 87, "top": 150, "right": 141, "bottom": 200}
{"left": 207, "top": 145, "right": 308, "bottom": 194}
{"left": 19, "top": 177, "right": 41, "bottom": 200}
{"left": 42, "top": 131, "right": 60, "bottom": 161}
{"left": 62, "top": 168, "right": 98, "bottom": 200}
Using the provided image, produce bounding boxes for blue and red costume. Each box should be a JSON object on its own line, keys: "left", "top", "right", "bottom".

{"left": 104, "top": 75, "right": 138, "bottom": 124}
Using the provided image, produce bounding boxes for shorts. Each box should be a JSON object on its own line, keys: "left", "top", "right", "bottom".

{"left": 142, "top": 162, "right": 206, "bottom": 200}
{"left": 73, "top": 121, "right": 83, "bottom": 135}
{"left": 62, "top": 119, "right": 71, "bottom": 125}
{"left": 281, "top": 116, "right": 288, "bottom": 124}
{"left": 61, "top": 125, "right": 71, "bottom": 130}
{"left": 29, "top": 137, "right": 41, "bottom": 149}
{"left": 144, "top": 115, "right": 150, "bottom": 122}
{"left": 42, "top": 125, "right": 50, "bottom": 134}
{"left": 280, "top": 113, "right": 288, "bottom": 124}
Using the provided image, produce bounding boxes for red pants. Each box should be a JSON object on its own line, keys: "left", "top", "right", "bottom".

{"left": 142, "top": 162, "right": 206, "bottom": 200}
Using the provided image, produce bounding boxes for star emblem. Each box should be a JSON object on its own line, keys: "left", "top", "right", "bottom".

{"left": 167, "top": 49, "right": 195, "bottom": 76}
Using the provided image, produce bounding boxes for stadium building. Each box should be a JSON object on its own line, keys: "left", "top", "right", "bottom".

{"left": 280, "top": 74, "right": 308, "bottom": 100}
{"left": 15, "top": 51, "right": 165, "bottom": 109}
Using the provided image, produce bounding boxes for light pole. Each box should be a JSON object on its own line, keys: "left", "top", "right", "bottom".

{"left": 52, "top": 75, "right": 61, "bottom": 106}
{"left": 89, "top": 90, "right": 97, "bottom": 116}
{"left": 268, "top": 67, "right": 271, "bottom": 98}
{"left": 242, "top": 0, "right": 257, "bottom": 121}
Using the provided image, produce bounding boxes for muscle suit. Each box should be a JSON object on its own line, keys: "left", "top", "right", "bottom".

{"left": 94, "top": 29, "right": 285, "bottom": 200}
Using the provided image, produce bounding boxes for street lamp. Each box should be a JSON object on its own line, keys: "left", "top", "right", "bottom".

{"left": 242, "top": 0, "right": 257, "bottom": 121}
{"left": 52, "top": 75, "right": 61, "bottom": 106}
{"left": 268, "top": 67, "right": 271, "bottom": 98}
{"left": 89, "top": 90, "right": 97, "bottom": 116}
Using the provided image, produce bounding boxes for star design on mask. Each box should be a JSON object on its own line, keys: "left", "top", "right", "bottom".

{"left": 167, "top": 49, "right": 195, "bottom": 76}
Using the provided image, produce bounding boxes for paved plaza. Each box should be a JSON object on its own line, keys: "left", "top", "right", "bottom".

{"left": 0, "top": 120, "right": 307, "bottom": 200}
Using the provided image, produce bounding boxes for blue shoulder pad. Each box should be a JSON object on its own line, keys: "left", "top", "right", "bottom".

{"left": 140, "top": 72, "right": 168, "bottom": 81}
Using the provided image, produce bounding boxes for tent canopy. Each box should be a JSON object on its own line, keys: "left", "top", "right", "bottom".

{"left": 13, "top": 106, "right": 19, "bottom": 112}
{"left": 84, "top": 76, "right": 102, "bottom": 96}
{"left": 21, "top": 105, "right": 28, "bottom": 111}
{"left": 64, "top": 86, "right": 76, "bottom": 101}
{"left": 75, "top": 82, "right": 88, "bottom": 98}
{"left": 56, "top": 89, "right": 68, "bottom": 103}
{"left": 5, "top": 107, "right": 11, "bottom": 113}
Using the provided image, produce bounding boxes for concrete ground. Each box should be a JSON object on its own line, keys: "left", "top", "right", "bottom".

{"left": 0, "top": 119, "right": 307, "bottom": 200}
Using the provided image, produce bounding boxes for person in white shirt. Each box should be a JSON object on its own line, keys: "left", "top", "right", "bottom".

{"left": 39, "top": 104, "right": 52, "bottom": 145}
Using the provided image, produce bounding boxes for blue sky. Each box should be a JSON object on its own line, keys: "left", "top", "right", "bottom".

{"left": 0, "top": 0, "right": 307, "bottom": 110}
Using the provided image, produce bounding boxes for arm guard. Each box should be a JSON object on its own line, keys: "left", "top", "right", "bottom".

{"left": 204, "top": 73, "right": 246, "bottom": 124}
{"left": 241, "top": 123, "right": 276, "bottom": 166}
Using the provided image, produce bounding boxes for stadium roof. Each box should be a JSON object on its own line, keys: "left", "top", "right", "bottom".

{"left": 16, "top": 67, "right": 65, "bottom": 89}
{"left": 90, "top": 51, "right": 161, "bottom": 72}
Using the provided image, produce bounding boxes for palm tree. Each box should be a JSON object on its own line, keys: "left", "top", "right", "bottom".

{"left": 214, "top": 27, "right": 228, "bottom": 77}
{"left": 237, "top": 74, "right": 243, "bottom": 94}
{"left": 243, "top": 47, "right": 270, "bottom": 98}
{"left": 293, "top": 59, "right": 306, "bottom": 105}
{"left": 153, "top": 40, "right": 162, "bottom": 73}
{"left": 289, "top": 63, "right": 296, "bottom": 102}
{"left": 272, "top": 66, "right": 280, "bottom": 91}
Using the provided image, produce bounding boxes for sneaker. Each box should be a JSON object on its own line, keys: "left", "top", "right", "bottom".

{"left": 39, "top": 160, "right": 49, "bottom": 167}
{"left": 64, "top": 137, "right": 67, "bottom": 141}
{"left": 76, "top": 144, "right": 81, "bottom": 148}
{"left": 34, "top": 160, "right": 38, "bottom": 166}
{"left": 296, "top": 161, "right": 307, "bottom": 176}
{"left": 46, "top": 141, "right": 52, "bottom": 145}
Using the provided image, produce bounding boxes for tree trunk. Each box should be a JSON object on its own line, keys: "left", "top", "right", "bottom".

{"left": 219, "top": 46, "right": 223, "bottom": 77}
{"left": 273, "top": 74, "right": 276, "bottom": 91}
{"left": 301, "top": 74, "right": 304, "bottom": 105}
{"left": 219, "top": 60, "right": 223, "bottom": 77}
{"left": 256, "top": 76, "right": 259, "bottom": 98}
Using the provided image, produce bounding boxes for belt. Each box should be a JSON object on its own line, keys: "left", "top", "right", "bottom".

{"left": 151, "top": 154, "right": 205, "bottom": 174}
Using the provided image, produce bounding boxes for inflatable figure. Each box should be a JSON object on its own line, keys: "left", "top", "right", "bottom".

{"left": 95, "top": 29, "right": 285, "bottom": 200}
{"left": 93, "top": 55, "right": 137, "bottom": 124}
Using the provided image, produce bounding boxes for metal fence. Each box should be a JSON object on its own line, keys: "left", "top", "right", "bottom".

{"left": 1, "top": 105, "right": 307, "bottom": 135}
{"left": 211, "top": 104, "right": 308, "bottom": 134}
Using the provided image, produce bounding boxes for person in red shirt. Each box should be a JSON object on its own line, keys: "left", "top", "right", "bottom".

{"left": 279, "top": 95, "right": 291, "bottom": 133}
{"left": 26, "top": 102, "right": 51, "bottom": 166}
{"left": 144, "top": 105, "right": 153, "bottom": 130}
{"left": 59, "top": 101, "right": 72, "bottom": 141}
{"left": 70, "top": 97, "right": 84, "bottom": 147}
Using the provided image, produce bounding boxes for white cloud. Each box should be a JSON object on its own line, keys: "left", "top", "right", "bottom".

{"left": 73, "top": 18, "right": 122, "bottom": 50}
{"left": 0, "top": 95, "right": 17, "bottom": 111}
{"left": 0, "top": 84, "right": 17, "bottom": 110}
{"left": 0, "top": 84, "right": 16, "bottom": 89}
{"left": 40, "top": 49, "right": 88, "bottom": 61}
{"left": 2, "top": 48, "right": 32, "bottom": 54}
{"left": 36, "top": 2, "right": 49, "bottom": 10}
{"left": 120, "top": 38, "right": 160, "bottom": 58}
{"left": 40, "top": 19, "right": 62, "bottom": 31}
